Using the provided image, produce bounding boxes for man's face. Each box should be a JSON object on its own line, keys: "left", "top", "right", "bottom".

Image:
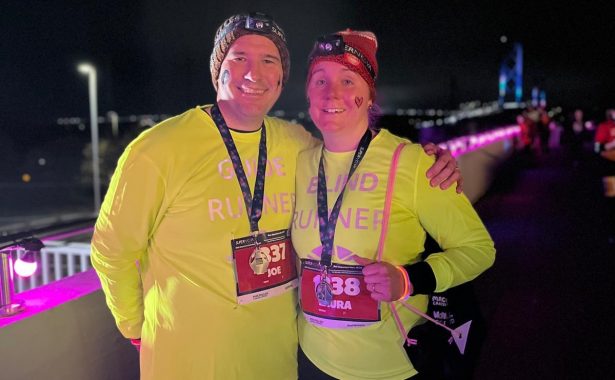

{"left": 216, "top": 35, "right": 284, "bottom": 123}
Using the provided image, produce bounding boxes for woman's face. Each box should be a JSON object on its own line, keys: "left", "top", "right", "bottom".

{"left": 307, "top": 60, "right": 371, "bottom": 136}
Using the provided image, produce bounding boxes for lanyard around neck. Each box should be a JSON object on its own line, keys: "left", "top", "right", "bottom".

{"left": 317, "top": 128, "right": 372, "bottom": 268}
{"left": 210, "top": 104, "right": 267, "bottom": 233}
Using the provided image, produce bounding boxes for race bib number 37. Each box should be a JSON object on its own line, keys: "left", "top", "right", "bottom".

{"left": 300, "top": 259, "right": 381, "bottom": 328}
{"left": 232, "top": 229, "right": 297, "bottom": 304}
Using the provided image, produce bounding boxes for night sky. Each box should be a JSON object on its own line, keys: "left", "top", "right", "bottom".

{"left": 2, "top": 0, "right": 614, "bottom": 130}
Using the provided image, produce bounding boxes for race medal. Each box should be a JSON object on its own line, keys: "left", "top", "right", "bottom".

{"left": 232, "top": 229, "right": 298, "bottom": 304}
{"left": 249, "top": 246, "right": 269, "bottom": 275}
{"left": 316, "top": 275, "right": 334, "bottom": 306}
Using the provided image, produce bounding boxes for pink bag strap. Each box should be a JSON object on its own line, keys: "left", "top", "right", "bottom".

{"left": 376, "top": 143, "right": 419, "bottom": 346}
{"left": 381, "top": 143, "right": 461, "bottom": 347}
{"left": 376, "top": 143, "right": 407, "bottom": 262}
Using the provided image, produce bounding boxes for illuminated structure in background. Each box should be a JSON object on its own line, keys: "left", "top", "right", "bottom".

{"left": 439, "top": 125, "right": 521, "bottom": 157}
{"left": 531, "top": 86, "right": 547, "bottom": 108}
{"left": 498, "top": 43, "right": 523, "bottom": 106}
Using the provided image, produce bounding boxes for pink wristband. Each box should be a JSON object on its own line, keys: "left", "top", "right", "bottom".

{"left": 395, "top": 266, "right": 411, "bottom": 301}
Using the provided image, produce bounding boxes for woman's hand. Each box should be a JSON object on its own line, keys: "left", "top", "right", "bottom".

{"left": 423, "top": 142, "right": 463, "bottom": 194}
{"left": 355, "top": 257, "right": 411, "bottom": 302}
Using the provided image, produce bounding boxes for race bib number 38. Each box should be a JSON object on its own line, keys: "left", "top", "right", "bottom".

{"left": 300, "top": 259, "right": 381, "bottom": 328}
{"left": 232, "top": 229, "right": 297, "bottom": 304}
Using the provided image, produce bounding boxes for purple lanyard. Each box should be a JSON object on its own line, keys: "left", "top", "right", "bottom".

{"left": 210, "top": 104, "right": 267, "bottom": 233}
{"left": 317, "top": 128, "right": 372, "bottom": 268}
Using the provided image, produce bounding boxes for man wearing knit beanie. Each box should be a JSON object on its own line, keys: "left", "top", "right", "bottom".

{"left": 92, "top": 12, "right": 320, "bottom": 380}
{"left": 210, "top": 13, "right": 291, "bottom": 91}
{"left": 91, "top": 12, "right": 463, "bottom": 380}
{"left": 206, "top": 12, "right": 293, "bottom": 132}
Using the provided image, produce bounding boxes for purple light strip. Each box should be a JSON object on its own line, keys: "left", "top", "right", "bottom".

{"left": 0, "top": 269, "right": 100, "bottom": 328}
{"left": 0, "top": 227, "right": 96, "bottom": 326}
{"left": 440, "top": 125, "right": 521, "bottom": 157}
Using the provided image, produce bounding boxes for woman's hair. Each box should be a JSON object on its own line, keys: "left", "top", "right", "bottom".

{"left": 368, "top": 103, "right": 383, "bottom": 130}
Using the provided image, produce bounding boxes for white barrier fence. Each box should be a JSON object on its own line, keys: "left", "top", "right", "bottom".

{"left": 14, "top": 241, "right": 92, "bottom": 293}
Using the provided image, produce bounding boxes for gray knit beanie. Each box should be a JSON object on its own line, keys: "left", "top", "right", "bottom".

{"left": 210, "top": 13, "right": 290, "bottom": 90}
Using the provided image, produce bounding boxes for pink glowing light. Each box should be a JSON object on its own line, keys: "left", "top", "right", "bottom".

{"left": 444, "top": 125, "right": 521, "bottom": 157}
{"left": 14, "top": 258, "right": 37, "bottom": 277}
{"left": 0, "top": 269, "right": 101, "bottom": 328}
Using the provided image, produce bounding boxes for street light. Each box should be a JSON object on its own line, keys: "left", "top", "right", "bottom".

{"left": 77, "top": 63, "right": 101, "bottom": 214}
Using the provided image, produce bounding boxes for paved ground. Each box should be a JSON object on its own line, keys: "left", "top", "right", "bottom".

{"left": 472, "top": 144, "right": 614, "bottom": 379}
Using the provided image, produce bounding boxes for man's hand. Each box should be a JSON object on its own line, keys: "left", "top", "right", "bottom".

{"left": 130, "top": 338, "right": 141, "bottom": 352}
{"left": 423, "top": 142, "right": 463, "bottom": 194}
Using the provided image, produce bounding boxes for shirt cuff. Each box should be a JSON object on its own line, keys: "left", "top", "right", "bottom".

{"left": 403, "top": 261, "right": 436, "bottom": 295}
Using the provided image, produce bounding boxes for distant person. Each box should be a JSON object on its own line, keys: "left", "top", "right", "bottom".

{"left": 90, "top": 12, "right": 462, "bottom": 380}
{"left": 570, "top": 108, "right": 585, "bottom": 156}
{"left": 594, "top": 109, "right": 615, "bottom": 156}
{"left": 523, "top": 106, "right": 539, "bottom": 151}
{"left": 593, "top": 108, "right": 615, "bottom": 244}
{"left": 292, "top": 29, "right": 495, "bottom": 379}
{"left": 572, "top": 109, "right": 585, "bottom": 138}
{"left": 595, "top": 108, "right": 615, "bottom": 196}
{"left": 537, "top": 107, "right": 551, "bottom": 153}
{"left": 525, "top": 106, "right": 551, "bottom": 154}
{"left": 517, "top": 113, "right": 533, "bottom": 151}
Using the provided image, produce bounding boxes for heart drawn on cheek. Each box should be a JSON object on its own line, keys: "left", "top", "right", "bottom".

{"left": 355, "top": 97, "right": 364, "bottom": 109}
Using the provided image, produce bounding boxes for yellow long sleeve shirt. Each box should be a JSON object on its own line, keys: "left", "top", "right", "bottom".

{"left": 91, "top": 106, "right": 317, "bottom": 380}
{"left": 292, "top": 129, "right": 495, "bottom": 379}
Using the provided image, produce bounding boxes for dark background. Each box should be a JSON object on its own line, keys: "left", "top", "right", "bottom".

{"left": 2, "top": 0, "right": 614, "bottom": 131}
{"left": 1, "top": 0, "right": 614, "bottom": 222}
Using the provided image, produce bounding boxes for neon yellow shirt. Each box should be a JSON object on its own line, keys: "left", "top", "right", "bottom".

{"left": 292, "top": 129, "right": 495, "bottom": 379}
{"left": 91, "top": 106, "right": 317, "bottom": 380}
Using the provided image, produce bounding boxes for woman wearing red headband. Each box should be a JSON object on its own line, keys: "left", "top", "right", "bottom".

{"left": 292, "top": 30, "right": 496, "bottom": 379}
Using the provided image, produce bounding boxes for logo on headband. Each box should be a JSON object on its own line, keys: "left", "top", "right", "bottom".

{"left": 345, "top": 54, "right": 361, "bottom": 68}
{"left": 345, "top": 45, "right": 374, "bottom": 79}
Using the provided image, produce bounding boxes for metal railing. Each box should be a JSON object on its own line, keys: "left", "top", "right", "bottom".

{"left": 12, "top": 241, "right": 92, "bottom": 293}
{"left": 0, "top": 217, "right": 96, "bottom": 293}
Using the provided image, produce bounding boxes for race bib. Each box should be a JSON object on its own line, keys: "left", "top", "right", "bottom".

{"left": 232, "top": 229, "right": 297, "bottom": 304}
{"left": 300, "top": 259, "right": 381, "bottom": 328}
